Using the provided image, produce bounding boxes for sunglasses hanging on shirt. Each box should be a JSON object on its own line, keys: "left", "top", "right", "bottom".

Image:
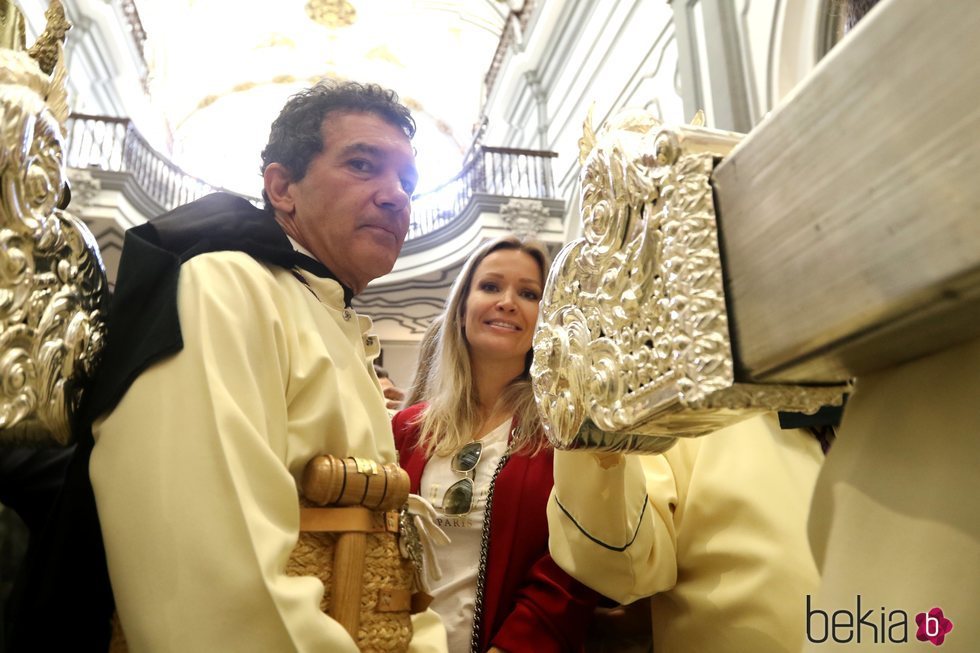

{"left": 441, "top": 441, "right": 483, "bottom": 516}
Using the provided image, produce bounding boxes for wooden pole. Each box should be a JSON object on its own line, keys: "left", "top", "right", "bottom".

{"left": 329, "top": 530, "right": 367, "bottom": 637}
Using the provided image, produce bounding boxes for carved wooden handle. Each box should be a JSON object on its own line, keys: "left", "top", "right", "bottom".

{"left": 301, "top": 455, "right": 409, "bottom": 511}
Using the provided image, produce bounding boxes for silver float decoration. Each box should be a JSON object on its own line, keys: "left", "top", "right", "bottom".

{"left": 531, "top": 110, "right": 848, "bottom": 452}
{"left": 0, "top": 0, "right": 108, "bottom": 445}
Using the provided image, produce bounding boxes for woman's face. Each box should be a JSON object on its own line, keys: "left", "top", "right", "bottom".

{"left": 462, "top": 248, "right": 543, "bottom": 369}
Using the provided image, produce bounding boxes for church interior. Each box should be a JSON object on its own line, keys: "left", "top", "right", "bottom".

{"left": 7, "top": 0, "right": 844, "bottom": 386}
{"left": 1, "top": 0, "right": 977, "bottom": 651}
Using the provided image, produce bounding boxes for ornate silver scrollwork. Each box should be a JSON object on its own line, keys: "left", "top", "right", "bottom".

{"left": 0, "top": 1, "right": 108, "bottom": 446}
{"left": 531, "top": 110, "right": 849, "bottom": 452}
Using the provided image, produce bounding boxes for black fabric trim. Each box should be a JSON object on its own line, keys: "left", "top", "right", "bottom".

{"left": 339, "top": 460, "right": 349, "bottom": 502}
{"left": 777, "top": 404, "right": 845, "bottom": 430}
{"left": 779, "top": 398, "right": 848, "bottom": 454}
{"left": 5, "top": 424, "right": 113, "bottom": 651}
{"left": 359, "top": 476, "right": 370, "bottom": 506}
{"left": 292, "top": 254, "right": 353, "bottom": 307}
{"left": 82, "top": 230, "right": 183, "bottom": 423}
{"left": 289, "top": 269, "right": 320, "bottom": 300}
{"left": 377, "top": 465, "right": 390, "bottom": 510}
{"left": 554, "top": 493, "right": 649, "bottom": 552}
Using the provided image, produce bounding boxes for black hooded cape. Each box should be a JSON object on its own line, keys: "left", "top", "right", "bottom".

{"left": 6, "top": 193, "right": 349, "bottom": 651}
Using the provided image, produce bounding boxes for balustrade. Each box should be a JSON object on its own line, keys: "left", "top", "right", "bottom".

{"left": 66, "top": 114, "right": 227, "bottom": 211}
{"left": 65, "top": 115, "right": 558, "bottom": 242}
{"left": 409, "top": 146, "right": 558, "bottom": 239}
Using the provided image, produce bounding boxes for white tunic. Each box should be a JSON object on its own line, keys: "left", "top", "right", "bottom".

{"left": 806, "top": 336, "right": 980, "bottom": 652}
{"left": 90, "top": 251, "right": 447, "bottom": 653}
{"left": 548, "top": 414, "right": 822, "bottom": 653}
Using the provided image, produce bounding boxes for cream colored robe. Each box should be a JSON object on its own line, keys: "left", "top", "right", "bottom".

{"left": 805, "top": 337, "right": 980, "bottom": 652}
{"left": 548, "top": 414, "right": 822, "bottom": 653}
{"left": 90, "top": 252, "right": 446, "bottom": 653}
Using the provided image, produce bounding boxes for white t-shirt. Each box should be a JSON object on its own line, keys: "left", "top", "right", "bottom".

{"left": 419, "top": 419, "right": 511, "bottom": 653}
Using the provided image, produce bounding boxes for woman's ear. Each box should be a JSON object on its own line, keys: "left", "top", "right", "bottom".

{"left": 263, "top": 163, "right": 294, "bottom": 216}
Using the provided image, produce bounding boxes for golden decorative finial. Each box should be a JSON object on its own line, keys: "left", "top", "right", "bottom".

{"left": 1, "top": 0, "right": 72, "bottom": 130}
{"left": 690, "top": 109, "right": 706, "bottom": 127}
{"left": 27, "top": 0, "right": 71, "bottom": 75}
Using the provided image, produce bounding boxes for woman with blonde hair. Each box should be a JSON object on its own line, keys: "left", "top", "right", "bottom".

{"left": 392, "top": 235, "right": 599, "bottom": 653}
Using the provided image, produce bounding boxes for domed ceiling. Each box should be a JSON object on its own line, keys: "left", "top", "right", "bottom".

{"left": 131, "top": 0, "right": 510, "bottom": 196}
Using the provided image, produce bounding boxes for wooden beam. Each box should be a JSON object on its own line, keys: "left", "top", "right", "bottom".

{"left": 713, "top": 0, "right": 980, "bottom": 382}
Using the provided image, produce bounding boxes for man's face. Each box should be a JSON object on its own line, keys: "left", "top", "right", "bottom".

{"left": 272, "top": 111, "right": 417, "bottom": 293}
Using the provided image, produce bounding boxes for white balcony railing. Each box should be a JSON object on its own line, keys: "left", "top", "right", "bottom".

{"left": 65, "top": 114, "right": 558, "bottom": 243}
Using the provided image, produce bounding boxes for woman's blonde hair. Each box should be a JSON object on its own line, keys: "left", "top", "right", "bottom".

{"left": 416, "top": 235, "right": 551, "bottom": 457}
{"left": 402, "top": 314, "right": 442, "bottom": 410}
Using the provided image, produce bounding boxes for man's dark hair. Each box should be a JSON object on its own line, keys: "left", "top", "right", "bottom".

{"left": 260, "top": 80, "right": 416, "bottom": 209}
{"left": 842, "top": 0, "right": 879, "bottom": 31}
